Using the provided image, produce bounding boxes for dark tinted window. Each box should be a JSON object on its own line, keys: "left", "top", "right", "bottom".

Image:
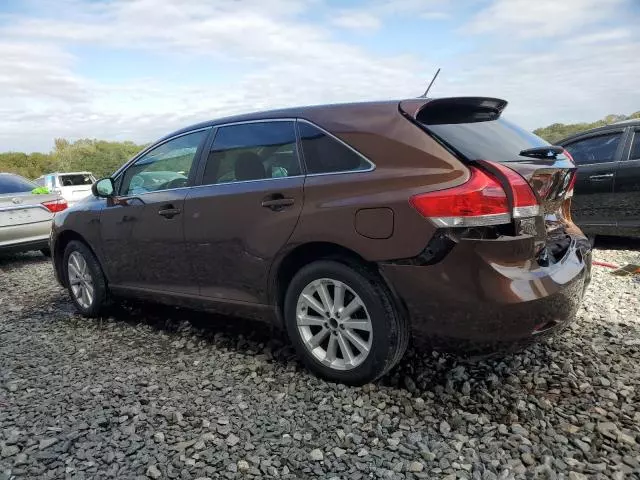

{"left": 0, "top": 174, "right": 37, "bottom": 194}
{"left": 298, "top": 122, "right": 371, "bottom": 174}
{"left": 629, "top": 132, "right": 640, "bottom": 161}
{"left": 564, "top": 133, "right": 622, "bottom": 165}
{"left": 426, "top": 118, "right": 549, "bottom": 163}
{"left": 202, "top": 121, "right": 300, "bottom": 185}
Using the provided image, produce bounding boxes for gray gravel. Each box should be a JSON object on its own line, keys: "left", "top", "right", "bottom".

{"left": 1, "top": 240, "right": 639, "bottom": 480}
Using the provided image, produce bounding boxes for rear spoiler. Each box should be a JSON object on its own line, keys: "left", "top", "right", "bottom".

{"left": 399, "top": 97, "right": 508, "bottom": 125}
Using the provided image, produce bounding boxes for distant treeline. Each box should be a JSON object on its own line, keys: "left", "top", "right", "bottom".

{"left": 0, "top": 138, "right": 145, "bottom": 179}
{"left": 2, "top": 111, "right": 640, "bottom": 180}
{"left": 534, "top": 112, "right": 640, "bottom": 144}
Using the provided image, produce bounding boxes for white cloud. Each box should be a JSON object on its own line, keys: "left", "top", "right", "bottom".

{"left": 330, "top": 0, "right": 451, "bottom": 32}
{"left": 0, "top": 0, "right": 432, "bottom": 151}
{"left": 332, "top": 11, "right": 382, "bottom": 31}
{"left": 0, "top": 0, "right": 639, "bottom": 153}
{"left": 465, "top": 0, "right": 625, "bottom": 38}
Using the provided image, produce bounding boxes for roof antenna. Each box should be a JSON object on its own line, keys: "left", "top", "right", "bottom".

{"left": 420, "top": 67, "right": 441, "bottom": 98}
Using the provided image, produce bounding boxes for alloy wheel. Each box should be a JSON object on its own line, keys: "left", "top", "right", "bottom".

{"left": 296, "top": 278, "right": 373, "bottom": 371}
{"left": 67, "top": 251, "right": 94, "bottom": 309}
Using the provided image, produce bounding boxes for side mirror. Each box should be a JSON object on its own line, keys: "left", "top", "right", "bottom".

{"left": 92, "top": 178, "right": 115, "bottom": 198}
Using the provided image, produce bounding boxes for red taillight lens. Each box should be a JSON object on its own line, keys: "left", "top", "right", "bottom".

{"left": 486, "top": 161, "right": 539, "bottom": 217}
{"left": 42, "top": 198, "right": 68, "bottom": 213}
{"left": 566, "top": 171, "right": 577, "bottom": 198}
{"left": 410, "top": 167, "right": 510, "bottom": 227}
{"left": 563, "top": 148, "right": 575, "bottom": 165}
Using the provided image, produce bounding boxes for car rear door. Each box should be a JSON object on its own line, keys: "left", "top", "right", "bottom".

{"left": 184, "top": 120, "right": 304, "bottom": 304}
{"left": 614, "top": 127, "right": 640, "bottom": 236}
{"left": 99, "top": 128, "right": 209, "bottom": 294}
{"left": 562, "top": 129, "right": 625, "bottom": 229}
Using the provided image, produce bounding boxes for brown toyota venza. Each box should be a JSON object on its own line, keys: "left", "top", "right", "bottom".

{"left": 51, "top": 97, "right": 592, "bottom": 385}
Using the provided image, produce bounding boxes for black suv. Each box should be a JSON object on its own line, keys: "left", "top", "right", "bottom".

{"left": 559, "top": 120, "right": 640, "bottom": 241}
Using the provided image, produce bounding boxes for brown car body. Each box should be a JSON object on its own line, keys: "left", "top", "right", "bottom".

{"left": 51, "top": 98, "right": 592, "bottom": 377}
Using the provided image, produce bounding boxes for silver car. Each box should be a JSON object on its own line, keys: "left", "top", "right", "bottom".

{"left": 0, "top": 173, "right": 67, "bottom": 256}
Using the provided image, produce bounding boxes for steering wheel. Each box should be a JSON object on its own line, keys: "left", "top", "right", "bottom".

{"left": 163, "top": 177, "right": 188, "bottom": 190}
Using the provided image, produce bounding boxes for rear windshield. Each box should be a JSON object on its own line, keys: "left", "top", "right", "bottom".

{"left": 0, "top": 174, "right": 38, "bottom": 195}
{"left": 426, "top": 118, "right": 550, "bottom": 163}
{"left": 59, "top": 174, "right": 94, "bottom": 186}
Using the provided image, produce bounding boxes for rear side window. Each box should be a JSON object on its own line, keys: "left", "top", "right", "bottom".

{"left": 202, "top": 121, "right": 300, "bottom": 185}
{"left": 629, "top": 131, "right": 640, "bottom": 161}
{"left": 0, "top": 174, "right": 37, "bottom": 194}
{"left": 59, "top": 174, "right": 94, "bottom": 186}
{"left": 426, "top": 118, "right": 550, "bottom": 163}
{"left": 564, "top": 133, "right": 622, "bottom": 165}
{"left": 298, "top": 122, "right": 371, "bottom": 174}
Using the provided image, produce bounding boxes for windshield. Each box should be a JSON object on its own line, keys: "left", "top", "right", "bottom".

{"left": 59, "top": 173, "right": 95, "bottom": 186}
{"left": 0, "top": 174, "right": 38, "bottom": 195}
{"left": 427, "top": 117, "right": 550, "bottom": 163}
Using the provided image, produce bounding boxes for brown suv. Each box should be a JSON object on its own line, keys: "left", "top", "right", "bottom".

{"left": 51, "top": 97, "right": 591, "bottom": 385}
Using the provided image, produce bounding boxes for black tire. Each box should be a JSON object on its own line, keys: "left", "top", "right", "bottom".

{"left": 63, "top": 240, "right": 109, "bottom": 317}
{"left": 40, "top": 248, "right": 51, "bottom": 257}
{"left": 284, "top": 260, "right": 409, "bottom": 385}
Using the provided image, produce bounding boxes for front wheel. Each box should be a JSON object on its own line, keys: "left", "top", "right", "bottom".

{"left": 63, "top": 240, "right": 109, "bottom": 317}
{"left": 284, "top": 260, "right": 409, "bottom": 385}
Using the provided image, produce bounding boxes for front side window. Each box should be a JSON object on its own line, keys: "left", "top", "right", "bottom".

{"left": 629, "top": 131, "right": 640, "bottom": 161}
{"left": 202, "top": 121, "right": 300, "bottom": 185}
{"left": 297, "top": 122, "right": 371, "bottom": 174}
{"left": 564, "top": 133, "right": 622, "bottom": 165}
{"left": 120, "top": 130, "right": 207, "bottom": 196}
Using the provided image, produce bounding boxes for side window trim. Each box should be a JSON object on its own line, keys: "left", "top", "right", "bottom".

{"left": 296, "top": 119, "right": 376, "bottom": 176}
{"left": 564, "top": 129, "right": 626, "bottom": 166}
{"left": 115, "top": 127, "right": 211, "bottom": 196}
{"left": 192, "top": 119, "right": 304, "bottom": 187}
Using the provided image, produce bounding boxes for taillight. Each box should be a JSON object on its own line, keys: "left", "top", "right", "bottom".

{"left": 486, "top": 161, "right": 540, "bottom": 218}
{"left": 410, "top": 167, "right": 511, "bottom": 227}
{"left": 410, "top": 162, "right": 541, "bottom": 227}
{"left": 42, "top": 198, "right": 68, "bottom": 213}
{"left": 566, "top": 171, "right": 577, "bottom": 198}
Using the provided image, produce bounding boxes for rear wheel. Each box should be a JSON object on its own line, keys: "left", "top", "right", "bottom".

{"left": 284, "top": 260, "right": 408, "bottom": 385}
{"left": 63, "top": 240, "right": 109, "bottom": 317}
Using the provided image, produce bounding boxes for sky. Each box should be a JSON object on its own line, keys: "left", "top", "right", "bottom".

{"left": 1, "top": 0, "right": 639, "bottom": 152}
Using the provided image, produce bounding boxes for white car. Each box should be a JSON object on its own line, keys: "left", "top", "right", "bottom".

{"left": 34, "top": 172, "right": 96, "bottom": 206}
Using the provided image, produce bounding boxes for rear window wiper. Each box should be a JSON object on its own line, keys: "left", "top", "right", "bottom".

{"left": 519, "top": 146, "right": 565, "bottom": 159}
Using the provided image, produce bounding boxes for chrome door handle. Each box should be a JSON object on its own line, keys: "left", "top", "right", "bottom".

{"left": 589, "top": 174, "right": 614, "bottom": 180}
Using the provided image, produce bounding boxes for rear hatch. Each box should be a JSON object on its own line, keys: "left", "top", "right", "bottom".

{"left": 57, "top": 173, "right": 95, "bottom": 202}
{"left": 400, "top": 97, "right": 579, "bottom": 264}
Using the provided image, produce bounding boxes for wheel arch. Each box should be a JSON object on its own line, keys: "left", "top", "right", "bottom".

{"left": 54, "top": 230, "right": 105, "bottom": 287}
{"left": 271, "top": 241, "right": 407, "bottom": 327}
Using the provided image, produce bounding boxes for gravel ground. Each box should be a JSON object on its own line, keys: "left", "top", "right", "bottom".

{"left": 1, "top": 239, "right": 639, "bottom": 480}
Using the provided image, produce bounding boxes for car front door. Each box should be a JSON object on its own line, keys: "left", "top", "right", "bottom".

{"left": 99, "top": 128, "right": 210, "bottom": 294}
{"left": 564, "top": 130, "right": 624, "bottom": 229}
{"left": 614, "top": 128, "right": 640, "bottom": 236}
{"left": 184, "top": 120, "right": 304, "bottom": 304}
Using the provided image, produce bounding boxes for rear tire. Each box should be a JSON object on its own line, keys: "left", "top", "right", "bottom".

{"left": 284, "top": 260, "right": 408, "bottom": 385}
{"left": 63, "top": 240, "right": 109, "bottom": 317}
